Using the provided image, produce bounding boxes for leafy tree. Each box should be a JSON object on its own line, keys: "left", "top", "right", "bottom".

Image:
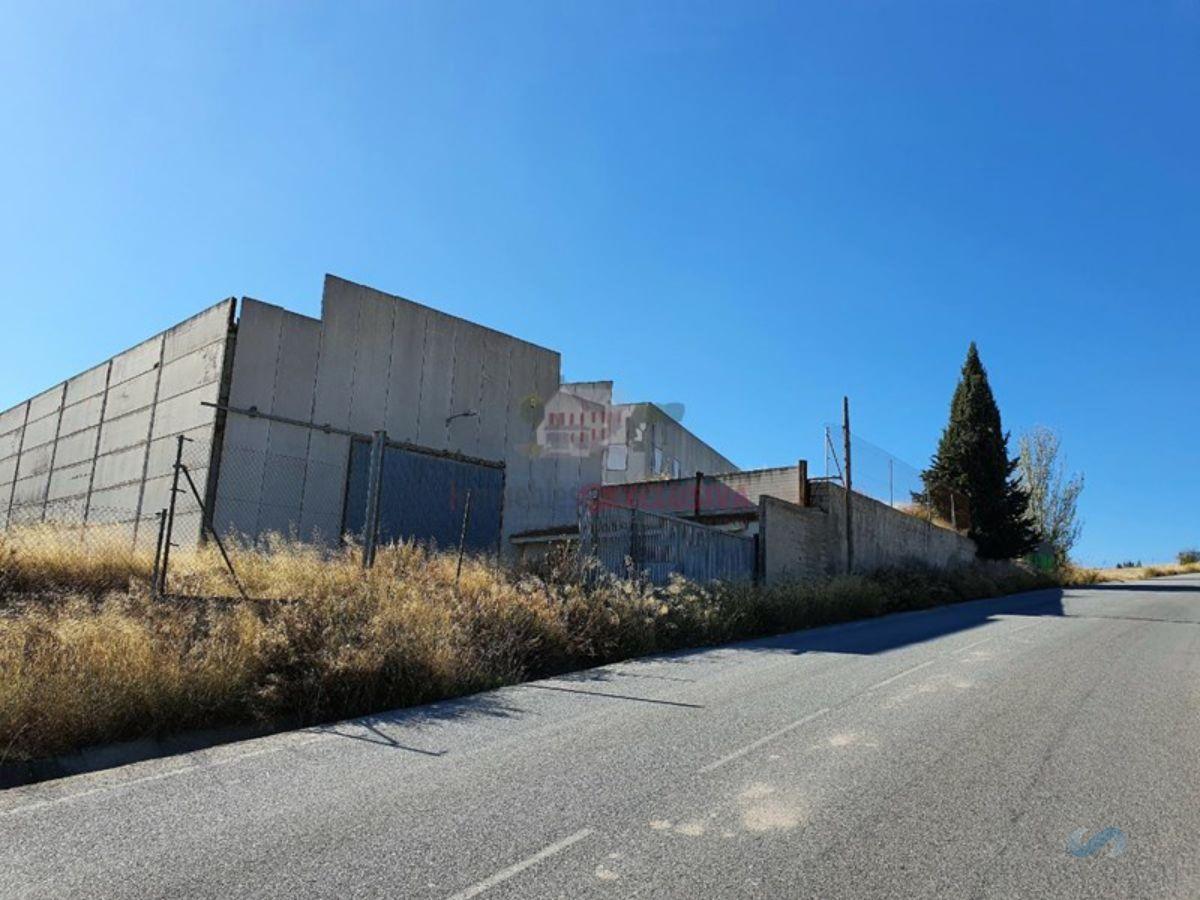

{"left": 1017, "top": 425, "right": 1084, "bottom": 565}
{"left": 923, "top": 343, "right": 1037, "bottom": 559}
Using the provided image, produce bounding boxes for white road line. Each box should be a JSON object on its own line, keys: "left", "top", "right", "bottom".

{"left": 863, "top": 659, "right": 937, "bottom": 691}
{"left": 952, "top": 620, "right": 1042, "bottom": 655}
{"left": 952, "top": 635, "right": 1000, "bottom": 655}
{"left": 698, "top": 708, "right": 830, "bottom": 774}
{"left": 445, "top": 828, "right": 595, "bottom": 900}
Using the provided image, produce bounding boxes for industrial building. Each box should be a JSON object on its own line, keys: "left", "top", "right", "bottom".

{"left": 537, "top": 380, "right": 735, "bottom": 484}
{"left": 0, "top": 275, "right": 738, "bottom": 555}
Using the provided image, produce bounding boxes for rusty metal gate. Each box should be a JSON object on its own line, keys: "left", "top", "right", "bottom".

{"left": 579, "top": 497, "right": 756, "bottom": 584}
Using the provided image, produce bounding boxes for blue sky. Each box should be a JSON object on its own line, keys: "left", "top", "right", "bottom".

{"left": 3, "top": 1, "right": 1197, "bottom": 565}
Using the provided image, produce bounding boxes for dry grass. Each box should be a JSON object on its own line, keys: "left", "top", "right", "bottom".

{"left": 1, "top": 524, "right": 1196, "bottom": 764}
{"left": 1060, "top": 561, "right": 1200, "bottom": 585}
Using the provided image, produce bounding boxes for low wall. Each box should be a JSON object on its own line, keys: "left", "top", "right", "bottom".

{"left": 758, "top": 496, "right": 831, "bottom": 582}
{"left": 759, "top": 483, "right": 976, "bottom": 582}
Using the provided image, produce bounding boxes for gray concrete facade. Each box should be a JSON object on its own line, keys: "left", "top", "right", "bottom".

{"left": 588, "top": 463, "right": 977, "bottom": 581}
{"left": 539, "top": 380, "right": 737, "bottom": 493}
{"left": 211, "top": 275, "right": 574, "bottom": 544}
{"left": 0, "top": 300, "right": 235, "bottom": 548}
{"left": 760, "top": 481, "right": 978, "bottom": 582}
{"left": 2, "top": 274, "right": 741, "bottom": 554}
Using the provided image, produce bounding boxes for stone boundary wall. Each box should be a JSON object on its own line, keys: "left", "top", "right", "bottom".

{"left": 759, "top": 482, "right": 976, "bottom": 582}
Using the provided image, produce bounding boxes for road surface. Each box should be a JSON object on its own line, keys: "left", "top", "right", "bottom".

{"left": 5, "top": 576, "right": 1200, "bottom": 898}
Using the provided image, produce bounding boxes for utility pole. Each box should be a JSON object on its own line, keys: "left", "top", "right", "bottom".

{"left": 843, "top": 396, "right": 853, "bottom": 575}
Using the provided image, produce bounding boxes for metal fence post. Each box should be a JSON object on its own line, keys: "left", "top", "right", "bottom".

{"left": 362, "top": 430, "right": 386, "bottom": 568}
{"left": 150, "top": 509, "right": 167, "bottom": 596}
{"left": 455, "top": 488, "right": 472, "bottom": 587}
{"left": 843, "top": 396, "right": 853, "bottom": 575}
{"left": 630, "top": 505, "right": 643, "bottom": 576}
{"left": 179, "top": 463, "right": 249, "bottom": 600}
{"left": 157, "top": 434, "right": 186, "bottom": 596}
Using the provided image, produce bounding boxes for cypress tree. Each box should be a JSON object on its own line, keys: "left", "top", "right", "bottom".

{"left": 923, "top": 343, "right": 1037, "bottom": 559}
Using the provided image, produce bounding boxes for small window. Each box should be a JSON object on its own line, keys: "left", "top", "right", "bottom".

{"left": 606, "top": 444, "right": 628, "bottom": 471}
{"left": 671, "top": 458, "right": 682, "bottom": 478}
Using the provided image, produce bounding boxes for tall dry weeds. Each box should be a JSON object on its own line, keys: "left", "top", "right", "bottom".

{"left": 1, "top": 525, "right": 1196, "bottom": 764}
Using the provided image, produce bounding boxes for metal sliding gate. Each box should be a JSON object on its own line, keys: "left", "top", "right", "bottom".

{"left": 342, "top": 438, "right": 505, "bottom": 555}
{"left": 579, "top": 497, "right": 756, "bottom": 584}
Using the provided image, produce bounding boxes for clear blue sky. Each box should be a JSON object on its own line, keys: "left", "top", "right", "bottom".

{"left": 3, "top": 1, "right": 1197, "bottom": 565}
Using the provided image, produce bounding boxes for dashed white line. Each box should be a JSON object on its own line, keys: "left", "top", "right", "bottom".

{"left": 445, "top": 828, "right": 595, "bottom": 900}
{"left": 863, "top": 659, "right": 937, "bottom": 691}
{"left": 952, "top": 635, "right": 1000, "bottom": 655}
{"left": 698, "top": 708, "right": 831, "bottom": 773}
{"left": 952, "top": 620, "right": 1042, "bottom": 655}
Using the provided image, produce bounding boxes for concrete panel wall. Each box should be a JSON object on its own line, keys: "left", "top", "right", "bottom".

{"left": 603, "top": 402, "right": 737, "bottom": 484}
{"left": 648, "top": 405, "right": 737, "bottom": 478}
{"left": 210, "top": 299, "right": 326, "bottom": 541}
{"left": 0, "top": 299, "right": 235, "bottom": 548}
{"left": 213, "top": 277, "right": 568, "bottom": 546}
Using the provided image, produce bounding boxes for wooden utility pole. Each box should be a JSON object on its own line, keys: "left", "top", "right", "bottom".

{"left": 843, "top": 396, "right": 853, "bottom": 575}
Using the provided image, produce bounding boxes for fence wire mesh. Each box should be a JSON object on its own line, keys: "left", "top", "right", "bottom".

{"left": 0, "top": 495, "right": 155, "bottom": 583}
{"left": 824, "top": 425, "right": 971, "bottom": 533}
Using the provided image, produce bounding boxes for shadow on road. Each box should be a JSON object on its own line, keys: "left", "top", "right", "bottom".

{"left": 742, "top": 588, "right": 1069, "bottom": 657}
{"left": 306, "top": 691, "right": 526, "bottom": 754}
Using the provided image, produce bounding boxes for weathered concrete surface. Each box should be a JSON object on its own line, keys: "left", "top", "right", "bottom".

{"left": 213, "top": 276, "right": 571, "bottom": 545}
{"left": 596, "top": 464, "right": 803, "bottom": 519}
{"left": 759, "top": 494, "right": 832, "bottom": 581}
{"left": 760, "top": 482, "right": 976, "bottom": 581}
{"left": 0, "top": 300, "right": 234, "bottom": 546}
{"left": 210, "top": 298, "right": 325, "bottom": 540}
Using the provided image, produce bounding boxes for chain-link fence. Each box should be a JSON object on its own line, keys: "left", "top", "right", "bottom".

{"left": 144, "top": 425, "right": 505, "bottom": 596}
{"left": 0, "top": 496, "right": 152, "bottom": 584}
{"left": 823, "top": 425, "right": 970, "bottom": 533}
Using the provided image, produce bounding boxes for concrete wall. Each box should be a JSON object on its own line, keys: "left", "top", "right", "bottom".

{"left": 715, "top": 465, "right": 805, "bottom": 507}
{"left": 0, "top": 300, "right": 235, "bottom": 548}
{"left": 609, "top": 403, "right": 737, "bottom": 483}
{"left": 758, "top": 495, "right": 832, "bottom": 582}
{"left": 814, "top": 482, "right": 977, "bottom": 573}
{"left": 212, "top": 275, "right": 573, "bottom": 544}
{"left": 596, "top": 464, "right": 803, "bottom": 517}
{"left": 210, "top": 299, "right": 325, "bottom": 539}
{"left": 760, "top": 482, "right": 977, "bottom": 583}
{"left": 544, "top": 383, "right": 736, "bottom": 506}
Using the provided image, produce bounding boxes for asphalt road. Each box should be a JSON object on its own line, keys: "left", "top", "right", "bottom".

{"left": 5, "top": 576, "right": 1200, "bottom": 899}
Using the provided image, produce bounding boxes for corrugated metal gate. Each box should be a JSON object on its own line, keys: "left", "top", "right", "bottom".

{"left": 343, "top": 439, "right": 505, "bottom": 553}
{"left": 580, "top": 498, "right": 756, "bottom": 584}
